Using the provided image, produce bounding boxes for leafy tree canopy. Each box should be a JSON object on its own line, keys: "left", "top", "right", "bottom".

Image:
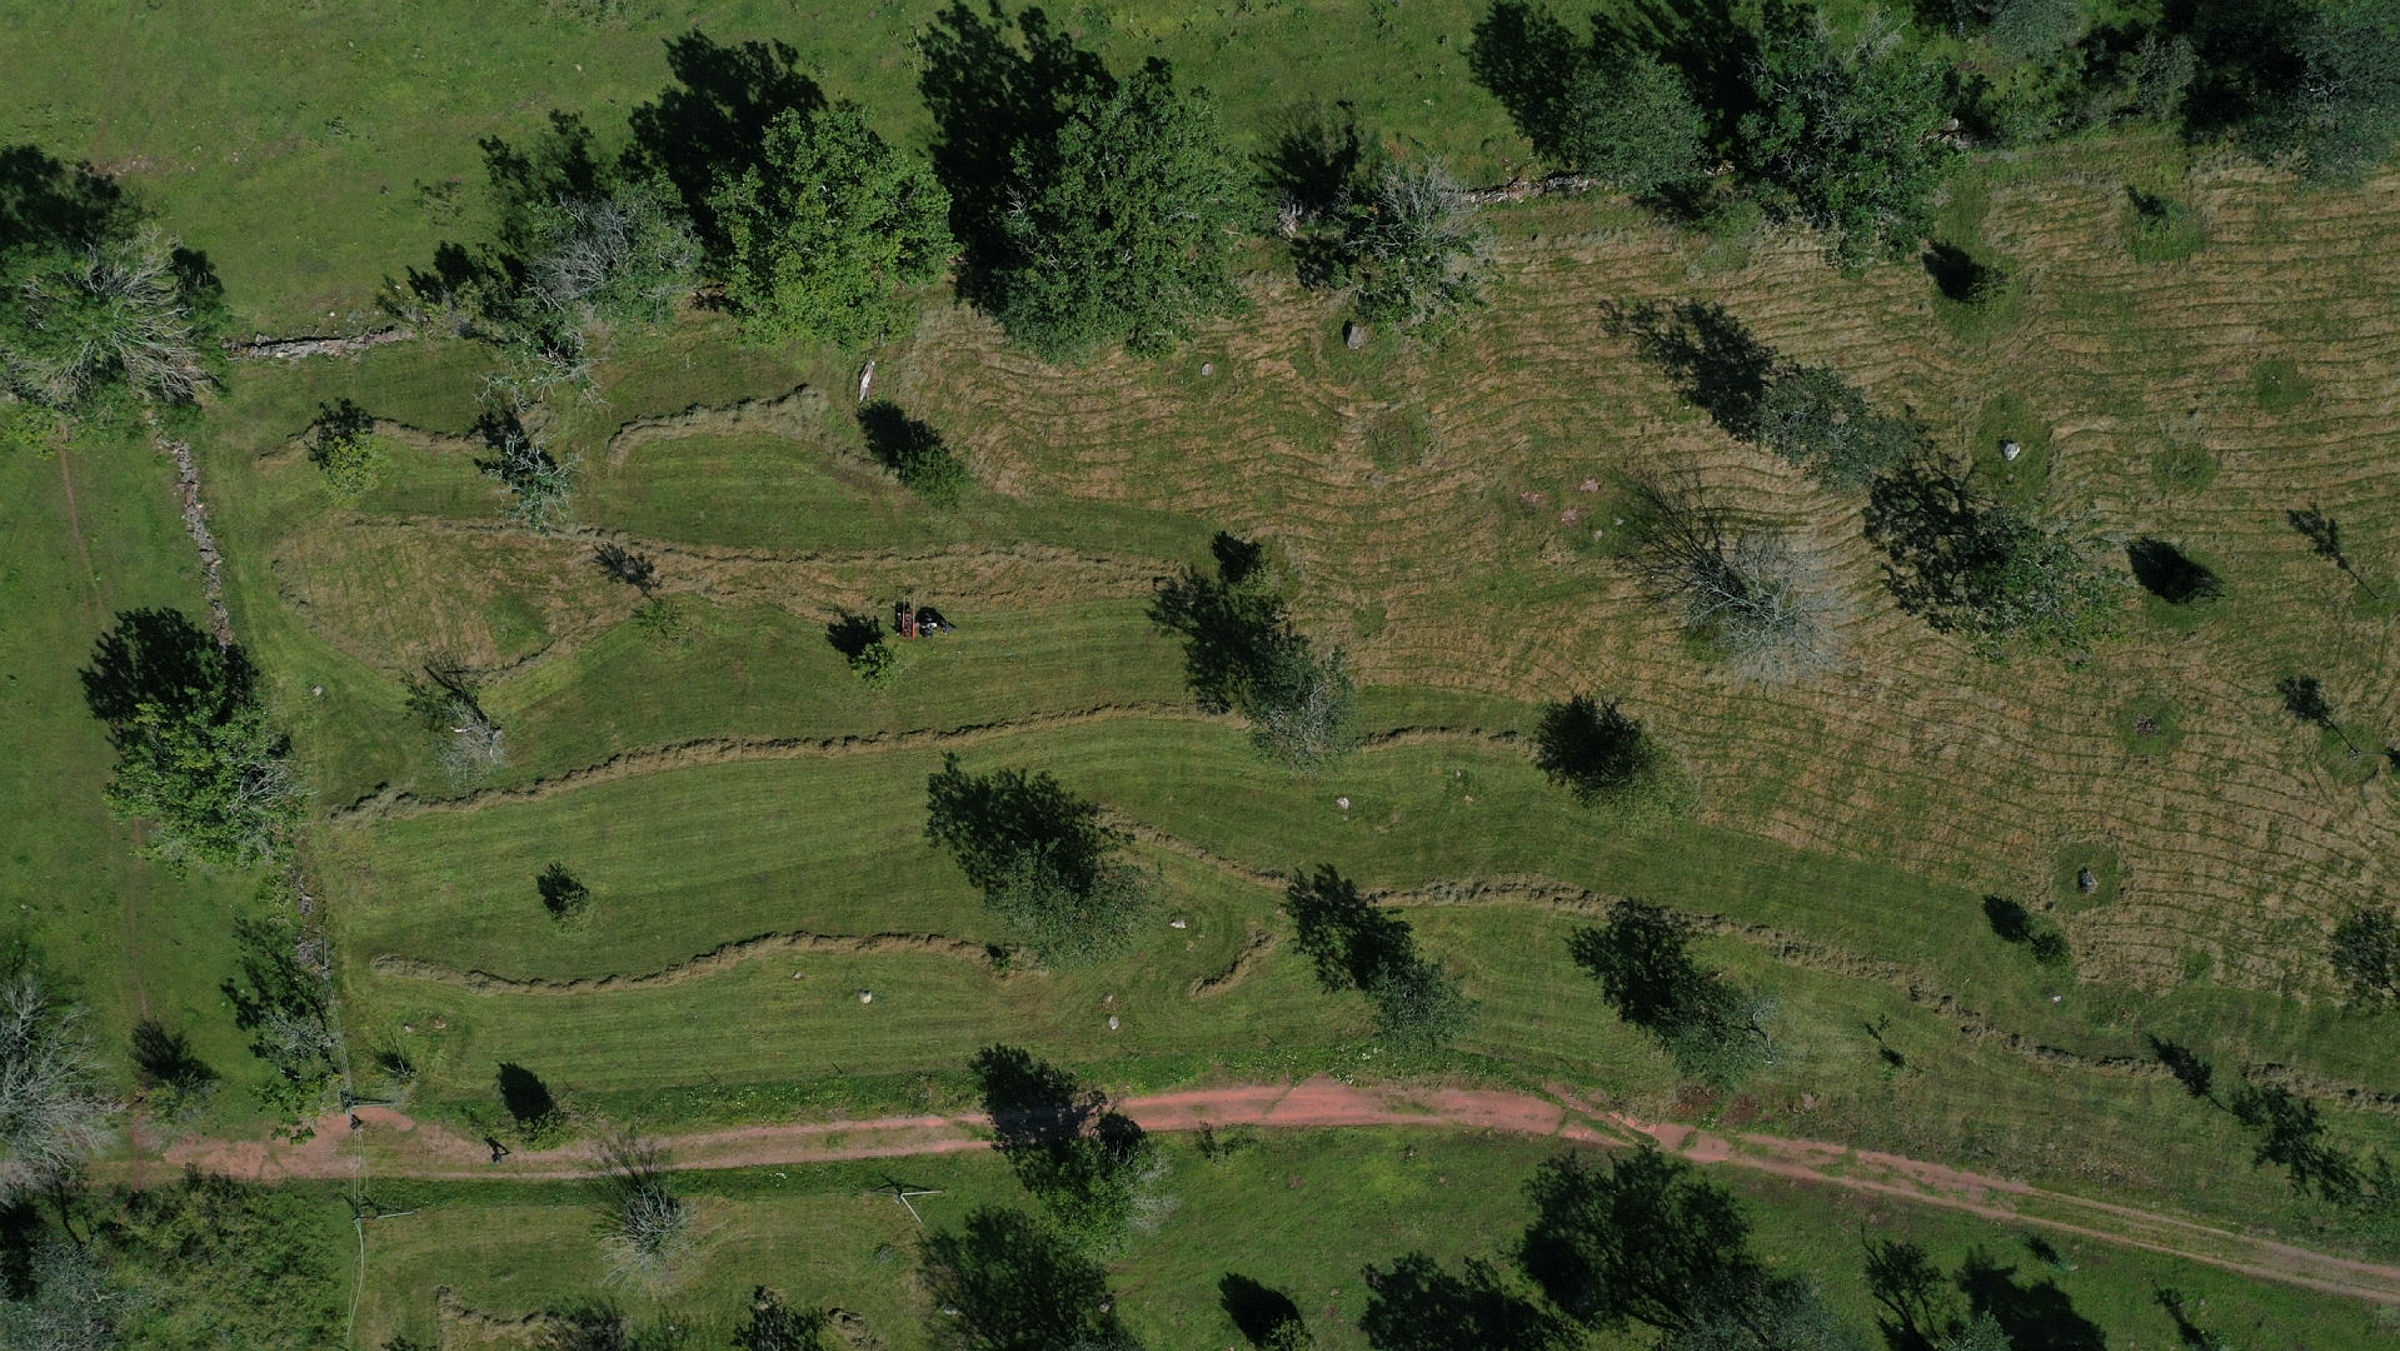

{"left": 1863, "top": 457, "right": 2119, "bottom": 655}
{"left": 924, "top": 756, "right": 1153, "bottom": 963}
{"left": 970, "top": 1045, "right": 1165, "bottom": 1249}
{"left": 921, "top": 3, "right": 1248, "bottom": 359}
{"left": 1732, "top": 2, "right": 1953, "bottom": 266}
{"left": 1517, "top": 1148, "right": 1762, "bottom": 1335}
{"left": 1284, "top": 865, "right": 1472, "bottom": 1049}
{"left": 919, "top": 1207, "right": 1141, "bottom": 1351}
{"left": 1568, "top": 899, "right": 1771, "bottom": 1085}
{"left": 709, "top": 101, "right": 951, "bottom": 346}
{"left": 80, "top": 609, "right": 302, "bottom": 871}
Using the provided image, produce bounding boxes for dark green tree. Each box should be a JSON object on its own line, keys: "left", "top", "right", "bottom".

{"left": 1753, "top": 361, "right": 1922, "bottom": 489}
{"left": 1733, "top": 2, "right": 1952, "bottom": 266}
{"left": 80, "top": 609, "right": 302, "bottom": 871}
{"left": 538, "top": 863, "right": 592, "bottom": 920}
{"left": 924, "top": 757, "right": 1154, "bottom": 964}
{"left": 2331, "top": 904, "right": 2400, "bottom": 1006}
{"left": 1517, "top": 1148, "right": 1762, "bottom": 1335}
{"left": 1359, "top": 1252, "right": 1571, "bottom": 1351}
{"left": 920, "top": 3, "right": 1247, "bottom": 360}
{"left": 1150, "top": 534, "right": 1357, "bottom": 767}
{"left": 306, "top": 398, "right": 385, "bottom": 499}
{"left": 1864, "top": 458, "right": 2118, "bottom": 654}
{"left": 221, "top": 912, "right": 341, "bottom": 1135}
{"left": 1568, "top": 900, "right": 1771, "bottom": 1085}
{"left": 735, "top": 1286, "right": 834, "bottom": 1350}
{"left": 1554, "top": 56, "right": 1709, "bottom": 194}
{"left": 1533, "top": 695, "right": 1677, "bottom": 817}
{"left": 709, "top": 102, "right": 951, "bottom": 346}
{"left": 2298, "top": 0, "right": 2400, "bottom": 183}
{"left": 1284, "top": 865, "right": 1471, "bottom": 1049}
{"left": 919, "top": 1207, "right": 1140, "bottom": 1351}
{"left": 970, "top": 1045, "right": 1165, "bottom": 1250}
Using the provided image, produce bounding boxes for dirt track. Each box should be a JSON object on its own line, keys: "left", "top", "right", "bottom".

{"left": 155, "top": 1076, "right": 2400, "bottom": 1307}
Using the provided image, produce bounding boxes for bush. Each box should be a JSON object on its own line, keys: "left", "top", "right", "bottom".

{"left": 596, "top": 1136, "right": 696, "bottom": 1286}
{"left": 474, "top": 413, "right": 576, "bottom": 531}
{"left": 537, "top": 863, "right": 591, "bottom": 921}
{"left": 849, "top": 637, "right": 899, "bottom": 690}
{"left": 305, "top": 397, "right": 385, "bottom": 499}
{"left": 859, "top": 400, "right": 969, "bottom": 507}
{"left": 1534, "top": 695, "right": 1681, "bottom": 818}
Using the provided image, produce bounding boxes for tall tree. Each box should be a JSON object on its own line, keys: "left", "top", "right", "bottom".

{"left": 1568, "top": 900, "right": 1772, "bottom": 1085}
{"left": 1284, "top": 865, "right": 1472, "bottom": 1049}
{"left": 924, "top": 756, "right": 1154, "bottom": 964}
{"left": 80, "top": 609, "right": 303, "bottom": 871}
{"left": 1864, "top": 458, "right": 2119, "bottom": 655}
{"left": 919, "top": 1207, "right": 1141, "bottom": 1351}
{"left": 2331, "top": 904, "right": 2400, "bottom": 1006}
{"left": 920, "top": 3, "right": 1248, "bottom": 359}
{"left": 1733, "top": 2, "right": 1952, "bottom": 266}
{"left": 709, "top": 102, "right": 951, "bottom": 346}
{"left": 1517, "top": 1148, "right": 1762, "bottom": 1335}
{"left": 970, "top": 1045, "right": 1167, "bottom": 1250}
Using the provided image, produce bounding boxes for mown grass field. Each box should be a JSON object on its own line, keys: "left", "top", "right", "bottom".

{"left": 11, "top": 0, "right": 2400, "bottom": 1343}
{"left": 343, "top": 1129, "right": 2392, "bottom": 1349}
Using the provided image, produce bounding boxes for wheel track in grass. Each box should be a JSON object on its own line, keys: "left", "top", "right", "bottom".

{"left": 149, "top": 1077, "right": 2400, "bottom": 1307}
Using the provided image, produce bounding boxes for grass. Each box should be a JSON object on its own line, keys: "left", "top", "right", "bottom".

{"left": 0, "top": 433, "right": 281, "bottom": 1139}
{"left": 13, "top": 0, "right": 2400, "bottom": 1334}
{"left": 346, "top": 1128, "right": 2396, "bottom": 1351}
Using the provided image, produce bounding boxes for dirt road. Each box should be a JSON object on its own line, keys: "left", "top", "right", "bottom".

{"left": 156, "top": 1076, "right": 2400, "bottom": 1307}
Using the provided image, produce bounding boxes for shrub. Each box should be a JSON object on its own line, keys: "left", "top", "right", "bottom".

{"left": 1331, "top": 161, "right": 1490, "bottom": 337}
{"left": 537, "top": 863, "right": 591, "bottom": 921}
{"left": 859, "top": 400, "right": 969, "bottom": 507}
{"left": 595, "top": 1136, "right": 695, "bottom": 1286}
{"left": 305, "top": 398, "right": 385, "bottom": 499}
{"left": 1534, "top": 695, "right": 1681, "bottom": 818}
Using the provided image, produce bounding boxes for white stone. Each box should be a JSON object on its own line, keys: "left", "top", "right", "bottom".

{"left": 1170, "top": 918, "right": 1188, "bottom": 929}
{"left": 858, "top": 990, "right": 873, "bottom": 1004}
{"left": 2002, "top": 440, "right": 2023, "bottom": 462}
{"left": 1107, "top": 1016, "right": 1121, "bottom": 1031}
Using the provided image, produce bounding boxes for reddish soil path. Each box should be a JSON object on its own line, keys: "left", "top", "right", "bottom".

{"left": 151, "top": 1078, "right": 2400, "bottom": 1307}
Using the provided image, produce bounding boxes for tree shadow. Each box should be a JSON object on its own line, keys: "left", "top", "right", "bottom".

{"left": 624, "top": 29, "right": 824, "bottom": 243}
{"left": 1923, "top": 241, "right": 2008, "bottom": 304}
{"left": 80, "top": 607, "right": 254, "bottom": 732}
{"left": 591, "top": 542, "right": 657, "bottom": 594}
{"left": 1955, "top": 1247, "right": 2106, "bottom": 1351}
{"left": 1604, "top": 299, "right": 1777, "bottom": 441}
{"left": 1284, "top": 864, "right": 1416, "bottom": 993}
{"left": 1219, "top": 1273, "right": 1306, "bottom": 1347}
{"left": 495, "top": 1062, "right": 559, "bottom": 1130}
{"left": 2145, "top": 1034, "right": 2216, "bottom": 1101}
{"left": 824, "top": 611, "right": 884, "bottom": 662}
{"left": 1361, "top": 1251, "right": 1569, "bottom": 1351}
{"left": 857, "top": 399, "right": 943, "bottom": 473}
{"left": 1983, "top": 895, "right": 2036, "bottom": 944}
{"left": 2125, "top": 538, "right": 2221, "bottom": 603}
{"left": 1149, "top": 531, "right": 1291, "bottom": 714}
{"left": 917, "top": 1, "right": 1113, "bottom": 309}
{"left": 1465, "top": 2, "right": 1586, "bottom": 161}
{"left": 132, "top": 1017, "right": 218, "bottom": 1093}
{"left": 1259, "top": 100, "right": 1372, "bottom": 218}
{"left": 968, "top": 1043, "right": 1097, "bottom": 1146}
{"left": 0, "top": 143, "right": 131, "bottom": 251}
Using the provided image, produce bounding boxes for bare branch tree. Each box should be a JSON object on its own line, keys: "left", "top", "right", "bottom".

{"left": 595, "top": 1134, "right": 695, "bottom": 1286}
{"left": 0, "top": 969, "right": 113, "bottom": 1204}
{"left": 1620, "top": 472, "right": 1848, "bottom": 681}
